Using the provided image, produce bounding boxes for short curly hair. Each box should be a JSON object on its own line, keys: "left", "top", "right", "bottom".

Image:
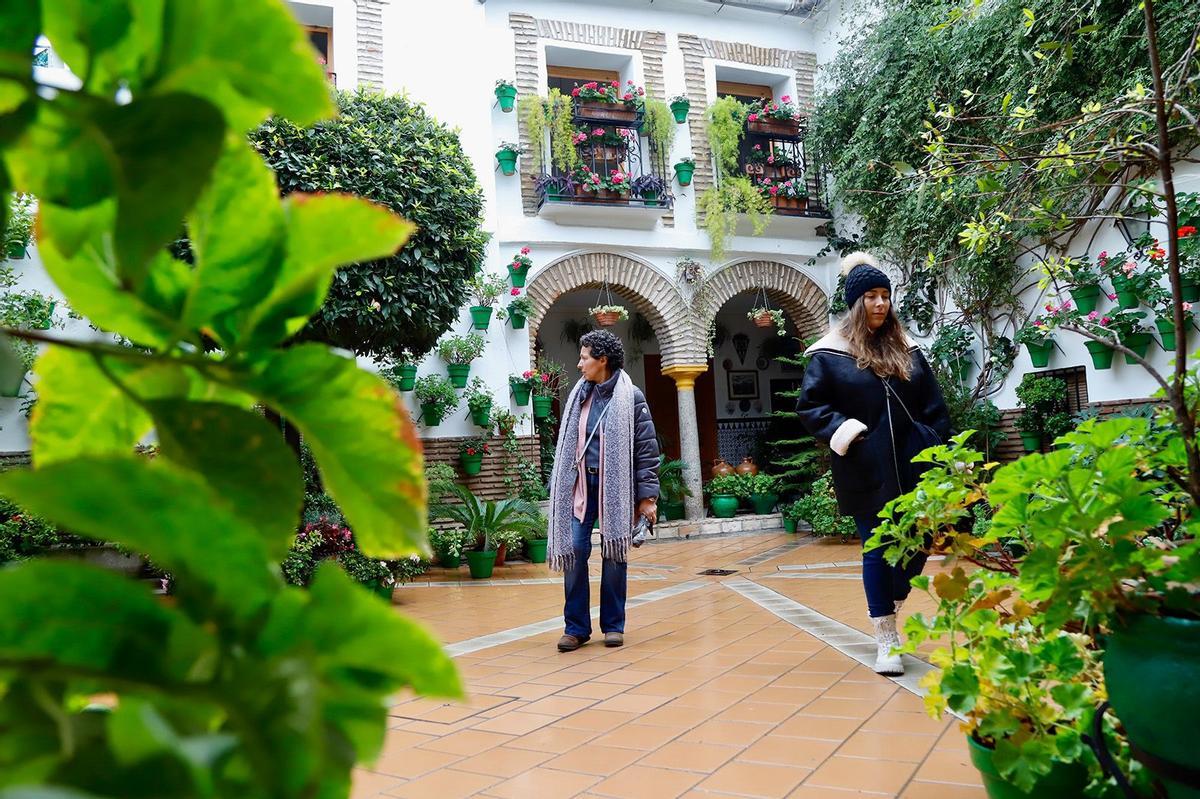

{"left": 579, "top": 329, "right": 625, "bottom": 372}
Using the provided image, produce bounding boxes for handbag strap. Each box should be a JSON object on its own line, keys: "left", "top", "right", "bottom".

{"left": 575, "top": 396, "right": 614, "bottom": 467}
{"left": 881, "top": 376, "right": 919, "bottom": 426}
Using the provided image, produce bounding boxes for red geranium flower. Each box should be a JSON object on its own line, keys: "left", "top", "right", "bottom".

{"left": 1180, "top": 225, "right": 1198, "bottom": 238}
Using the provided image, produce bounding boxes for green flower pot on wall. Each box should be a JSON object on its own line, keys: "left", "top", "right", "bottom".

{"left": 669, "top": 98, "right": 690, "bottom": 123}
{"left": 509, "top": 265, "right": 528, "bottom": 288}
{"left": 532, "top": 395, "right": 553, "bottom": 419}
{"left": 446, "top": 364, "right": 471, "bottom": 388}
{"left": 1084, "top": 340, "right": 1114, "bottom": 370}
{"left": 511, "top": 381, "right": 531, "bottom": 406}
{"left": 674, "top": 161, "right": 695, "bottom": 186}
{"left": 710, "top": 494, "right": 738, "bottom": 518}
{"left": 1068, "top": 284, "right": 1100, "bottom": 314}
{"left": 495, "top": 150, "right": 518, "bottom": 176}
{"left": 396, "top": 364, "right": 417, "bottom": 391}
{"left": 1122, "top": 332, "right": 1152, "bottom": 364}
{"left": 494, "top": 83, "right": 517, "bottom": 112}
{"left": 509, "top": 311, "right": 527, "bottom": 330}
{"left": 469, "top": 400, "right": 492, "bottom": 427}
{"left": 1111, "top": 275, "right": 1140, "bottom": 310}
{"left": 1024, "top": 341, "right": 1053, "bottom": 368}
{"left": 1019, "top": 432, "right": 1041, "bottom": 453}
{"left": 460, "top": 453, "right": 483, "bottom": 476}
{"left": 1181, "top": 279, "right": 1200, "bottom": 303}
{"left": 420, "top": 403, "right": 444, "bottom": 427}
{"left": 469, "top": 305, "right": 493, "bottom": 330}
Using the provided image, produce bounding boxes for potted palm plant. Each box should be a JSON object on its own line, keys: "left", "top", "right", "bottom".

{"left": 657, "top": 456, "right": 691, "bottom": 521}
{"left": 434, "top": 485, "right": 542, "bottom": 579}
{"left": 437, "top": 332, "right": 485, "bottom": 387}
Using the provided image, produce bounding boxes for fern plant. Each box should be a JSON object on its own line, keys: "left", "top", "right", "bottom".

{"left": 642, "top": 98, "right": 675, "bottom": 170}
{"left": 517, "top": 94, "right": 547, "bottom": 172}
{"left": 706, "top": 96, "right": 748, "bottom": 175}
{"left": 547, "top": 89, "right": 577, "bottom": 173}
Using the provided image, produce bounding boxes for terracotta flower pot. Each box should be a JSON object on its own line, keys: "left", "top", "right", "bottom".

{"left": 577, "top": 100, "right": 639, "bottom": 123}
{"left": 747, "top": 117, "right": 801, "bottom": 136}
{"left": 593, "top": 311, "right": 622, "bottom": 327}
{"left": 753, "top": 312, "right": 774, "bottom": 328}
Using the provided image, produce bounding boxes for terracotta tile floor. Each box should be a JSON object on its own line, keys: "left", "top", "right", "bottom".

{"left": 356, "top": 531, "right": 984, "bottom": 798}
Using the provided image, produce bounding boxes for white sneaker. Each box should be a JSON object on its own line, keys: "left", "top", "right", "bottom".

{"left": 870, "top": 614, "right": 904, "bottom": 675}
{"left": 894, "top": 599, "right": 905, "bottom": 615}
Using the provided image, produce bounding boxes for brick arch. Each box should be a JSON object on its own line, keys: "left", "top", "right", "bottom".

{"left": 525, "top": 252, "right": 700, "bottom": 368}
{"left": 702, "top": 260, "right": 829, "bottom": 341}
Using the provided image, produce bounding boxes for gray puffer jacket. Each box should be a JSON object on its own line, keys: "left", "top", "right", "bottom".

{"left": 578, "top": 370, "right": 660, "bottom": 502}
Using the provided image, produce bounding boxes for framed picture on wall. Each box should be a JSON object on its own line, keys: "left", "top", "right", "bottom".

{"left": 727, "top": 370, "right": 759, "bottom": 400}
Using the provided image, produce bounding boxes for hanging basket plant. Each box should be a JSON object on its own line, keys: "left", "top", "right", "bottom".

{"left": 590, "top": 305, "right": 628, "bottom": 327}
{"left": 747, "top": 288, "right": 786, "bottom": 336}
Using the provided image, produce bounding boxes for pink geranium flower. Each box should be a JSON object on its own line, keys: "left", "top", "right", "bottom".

{"left": 1087, "top": 310, "right": 1099, "bottom": 321}
{"left": 748, "top": 113, "right": 759, "bottom": 122}
{"left": 767, "top": 155, "right": 775, "bottom": 164}
{"left": 1122, "top": 261, "right": 1137, "bottom": 276}
{"left": 520, "top": 246, "right": 531, "bottom": 255}
{"left": 781, "top": 95, "right": 791, "bottom": 103}
{"left": 510, "top": 287, "right": 521, "bottom": 296}
{"left": 1107, "top": 293, "right": 1118, "bottom": 300}
{"left": 571, "top": 87, "right": 580, "bottom": 97}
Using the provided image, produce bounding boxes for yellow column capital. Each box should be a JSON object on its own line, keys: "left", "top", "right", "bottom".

{"left": 662, "top": 364, "right": 709, "bottom": 391}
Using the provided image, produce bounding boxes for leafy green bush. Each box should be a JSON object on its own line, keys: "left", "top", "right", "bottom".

{"left": 658, "top": 456, "right": 692, "bottom": 504}
{"left": 705, "top": 474, "right": 743, "bottom": 497}
{"left": 433, "top": 485, "right": 542, "bottom": 552}
{"left": 436, "top": 332, "right": 485, "bottom": 365}
{"left": 791, "top": 473, "right": 856, "bottom": 537}
{"left": 250, "top": 90, "right": 487, "bottom": 361}
{"left": 413, "top": 374, "right": 459, "bottom": 424}
{"left": 1015, "top": 374, "right": 1068, "bottom": 439}
{"left": 1, "top": 193, "right": 34, "bottom": 255}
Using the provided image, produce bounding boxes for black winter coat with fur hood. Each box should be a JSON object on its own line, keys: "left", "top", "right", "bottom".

{"left": 796, "top": 330, "right": 952, "bottom": 519}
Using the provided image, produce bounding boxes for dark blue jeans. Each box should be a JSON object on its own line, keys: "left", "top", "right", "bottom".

{"left": 563, "top": 473, "right": 628, "bottom": 639}
{"left": 855, "top": 515, "right": 928, "bottom": 618}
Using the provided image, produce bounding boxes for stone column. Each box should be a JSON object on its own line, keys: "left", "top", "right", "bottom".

{"left": 663, "top": 365, "right": 709, "bottom": 520}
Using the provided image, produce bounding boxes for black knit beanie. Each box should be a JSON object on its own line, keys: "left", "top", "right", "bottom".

{"left": 842, "top": 253, "right": 890, "bottom": 309}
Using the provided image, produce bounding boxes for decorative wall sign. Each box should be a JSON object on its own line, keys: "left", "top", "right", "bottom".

{"left": 728, "top": 370, "right": 759, "bottom": 400}
{"left": 733, "top": 332, "right": 750, "bottom": 364}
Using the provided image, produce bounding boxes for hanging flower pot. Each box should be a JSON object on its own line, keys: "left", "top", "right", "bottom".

{"left": 420, "top": 403, "right": 444, "bottom": 427}
{"left": 1181, "top": 279, "right": 1200, "bottom": 303}
{"left": 495, "top": 148, "right": 519, "bottom": 176}
{"left": 509, "top": 265, "right": 528, "bottom": 288}
{"left": 396, "top": 364, "right": 418, "bottom": 391}
{"left": 594, "top": 311, "right": 620, "bottom": 326}
{"left": 1122, "top": 331, "right": 1152, "bottom": 364}
{"left": 510, "top": 379, "right": 531, "bottom": 406}
{"left": 1103, "top": 614, "right": 1200, "bottom": 799}
{"left": 589, "top": 301, "right": 628, "bottom": 327}
{"left": 509, "top": 310, "right": 527, "bottom": 330}
{"left": 669, "top": 97, "right": 690, "bottom": 123}
{"left": 465, "top": 550, "right": 496, "bottom": 579}
{"left": 1156, "top": 317, "right": 1180, "bottom": 351}
{"left": 532, "top": 395, "right": 553, "bottom": 419}
{"left": 1084, "top": 340, "right": 1114, "bottom": 370}
{"left": 1019, "top": 431, "right": 1041, "bottom": 453}
{"left": 469, "top": 400, "right": 493, "bottom": 427}
{"left": 460, "top": 452, "right": 484, "bottom": 476}
{"left": 494, "top": 82, "right": 517, "bottom": 112}
{"left": 674, "top": 160, "right": 695, "bottom": 186}
{"left": 469, "top": 305, "right": 493, "bottom": 330}
{"left": 753, "top": 311, "right": 774, "bottom": 329}
{"left": 446, "top": 364, "right": 471, "bottom": 388}
{"left": 526, "top": 538, "right": 548, "bottom": 563}
{"left": 1068, "top": 284, "right": 1100, "bottom": 315}
{"left": 1024, "top": 340, "right": 1053, "bottom": 368}
{"left": 1111, "top": 275, "right": 1140, "bottom": 310}
{"left": 5, "top": 242, "right": 26, "bottom": 260}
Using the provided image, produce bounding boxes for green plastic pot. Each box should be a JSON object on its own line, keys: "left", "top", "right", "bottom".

{"left": 750, "top": 492, "right": 779, "bottom": 515}
{"left": 509, "top": 265, "right": 528, "bottom": 288}
{"left": 1122, "top": 331, "right": 1152, "bottom": 364}
{"left": 1068, "top": 284, "right": 1100, "bottom": 315}
{"left": 469, "top": 399, "right": 492, "bottom": 427}
{"left": 1104, "top": 614, "right": 1200, "bottom": 799}
{"left": 1155, "top": 316, "right": 1191, "bottom": 352}
{"left": 710, "top": 494, "right": 738, "bottom": 519}
{"left": 437, "top": 549, "right": 461, "bottom": 569}
{"left": 642, "top": 191, "right": 661, "bottom": 207}
{"left": 396, "top": 364, "right": 417, "bottom": 391}
{"left": 510, "top": 311, "right": 527, "bottom": 330}
{"left": 1111, "top": 276, "right": 1140, "bottom": 310}
{"left": 460, "top": 452, "right": 484, "bottom": 476}
{"left": 465, "top": 550, "right": 496, "bottom": 579}
{"left": 496, "top": 150, "right": 518, "bottom": 176}
{"left": 469, "top": 305, "right": 493, "bottom": 330}
{"left": 1019, "top": 432, "right": 1041, "bottom": 453}
{"left": 511, "top": 381, "right": 531, "bottom": 406}
{"left": 372, "top": 581, "right": 394, "bottom": 601}
{"left": 1024, "top": 340, "right": 1053, "bottom": 368}
{"left": 420, "top": 403, "right": 444, "bottom": 427}
{"left": 5, "top": 242, "right": 25, "bottom": 260}
{"left": 783, "top": 517, "right": 798, "bottom": 534}
{"left": 674, "top": 162, "right": 695, "bottom": 186}
{"left": 446, "top": 363, "right": 471, "bottom": 388}
{"left": 966, "top": 735, "right": 1089, "bottom": 799}
{"left": 495, "top": 83, "right": 517, "bottom": 112}
{"left": 670, "top": 99, "right": 690, "bottom": 123}
{"left": 526, "top": 538, "right": 548, "bottom": 564}
{"left": 1084, "top": 340, "right": 1114, "bottom": 370}
{"left": 533, "top": 395, "right": 553, "bottom": 419}
{"left": 659, "top": 500, "right": 685, "bottom": 521}
{"left": 1182, "top": 279, "right": 1200, "bottom": 303}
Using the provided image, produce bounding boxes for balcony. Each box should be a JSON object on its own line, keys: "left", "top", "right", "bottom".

{"left": 738, "top": 115, "right": 831, "bottom": 221}
{"left": 531, "top": 100, "right": 672, "bottom": 230}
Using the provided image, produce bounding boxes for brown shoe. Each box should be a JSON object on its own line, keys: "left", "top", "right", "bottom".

{"left": 604, "top": 632, "right": 624, "bottom": 647}
{"left": 557, "top": 634, "right": 588, "bottom": 652}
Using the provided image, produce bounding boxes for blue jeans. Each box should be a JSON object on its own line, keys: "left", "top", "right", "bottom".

{"left": 563, "top": 473, "right": 627, "bottom": 638}
{"left": 855, "top": 515, "right": 928, "bottom": 618}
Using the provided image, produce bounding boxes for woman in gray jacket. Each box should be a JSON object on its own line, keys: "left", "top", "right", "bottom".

{"left": 546, "top": 330, "right": 660, "bottom": 652}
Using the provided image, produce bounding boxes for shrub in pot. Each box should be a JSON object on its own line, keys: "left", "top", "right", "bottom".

{"left": 428, "top": 526, "right": 467, "bottom": 568}
{"left": 433, "top": 485, "right": 542, "bottom": 579}
{"left": 437, "top": 332, "right": 486, "bottom": 387}
{"left": 2, "top": 193, "right": 34, "bottom": 260}
{"left": 466, "top": 272, "right": 506, "bottom": 330}
{"left": 495, "top": 141, "right": 523, "bottom": 176}
{"left": 494, "top": 78, "right": 517, "bottom": 112}
{"left": 657, "top": 455, "right": 691, "bottom": 521}
{"left": 781, "top": 501, "right": 802, "bottom": 534}
{"left": 1014, "top": 373, "right": 1067, "bottom": 453}
{"left": 705, "top": 474, "right": 741, "bottom": 518}
{"left": 459, "top": 436, "right": 490, "bottom": 477}
{"left": 747, "top": 472, "right": 780, "bottom": 514}
{"left": 413, "top": 374, "right": 459, "bottom": 427}
{"left": 791, "top": 472, "right": 855, "bottom": 539}
{"left": 463, "top": 378, "right": 495, "bottom": 428}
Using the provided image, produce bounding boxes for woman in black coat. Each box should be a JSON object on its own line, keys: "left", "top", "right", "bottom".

{"left": 796, "top": 252, "right": 951, "bottom": 675}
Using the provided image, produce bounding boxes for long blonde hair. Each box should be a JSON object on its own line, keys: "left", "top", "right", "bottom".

{"left": 839, "top": 298, "right": 912, "bottom": 380}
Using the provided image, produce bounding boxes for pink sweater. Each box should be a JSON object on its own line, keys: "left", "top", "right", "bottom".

{"left": 572, "top": 394, "right": 595, "bottom": 523}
